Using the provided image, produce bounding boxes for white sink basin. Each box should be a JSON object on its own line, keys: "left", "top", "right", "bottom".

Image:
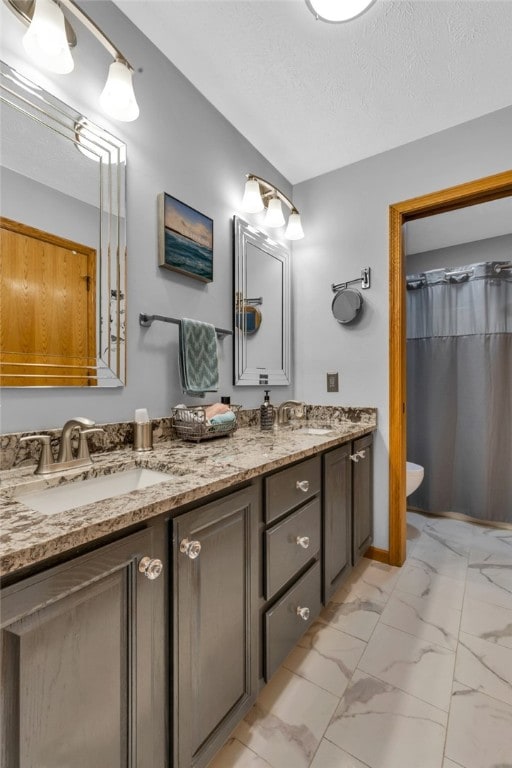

{"left": 15, "top": 468, "right": 172, "bottom": 515}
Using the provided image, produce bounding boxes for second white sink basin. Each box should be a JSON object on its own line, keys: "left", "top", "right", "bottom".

{"left": 16, "top": 468, "right": 172, "bottom": 515}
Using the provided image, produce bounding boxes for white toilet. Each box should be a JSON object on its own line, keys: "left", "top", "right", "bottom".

{"left": 406, "top": 461, "right": 424, "bottom": 497}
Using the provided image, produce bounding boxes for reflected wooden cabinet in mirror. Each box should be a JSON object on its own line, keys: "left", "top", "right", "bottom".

{"left": 0, "top": 218, "right": 97, "bottom": 386}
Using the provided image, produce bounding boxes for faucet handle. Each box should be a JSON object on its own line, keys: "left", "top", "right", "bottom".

{"left": 77, "top": 427, "right": 104, "bottom": 461}
{"left": 19, "top": 435, "right": 53, "bottom": 475}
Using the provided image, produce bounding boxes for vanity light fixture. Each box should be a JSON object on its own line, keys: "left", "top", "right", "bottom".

{"left": 5, "top": 0, "right": 140, "bottom": 121}
{"left": 241, "top": 174, "right": 305, "bottom": 240}
{"left": 305, "top": 0, "right": 376, "bottom": 23}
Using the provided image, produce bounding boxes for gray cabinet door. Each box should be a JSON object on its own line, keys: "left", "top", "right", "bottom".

{"left": 0, "top": 528, "right": 165, "bottom": 768}
{"left": 173, "top": 484, "right": 259, "bottom": 768}
{"left": 323, "top": 443, "right": 352, "bottom": 602}
{"left": 353, "top": 433, "right": 374, "bottom": 564}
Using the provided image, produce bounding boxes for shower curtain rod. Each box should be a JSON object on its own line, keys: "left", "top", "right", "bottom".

{"left": 445, "top": 268, "right": 474, "bottom": 278}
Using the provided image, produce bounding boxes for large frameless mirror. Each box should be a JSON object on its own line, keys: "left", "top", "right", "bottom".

{"left": 0, "top": 60, "right": 126, "bottom": 387}
{"left": 233, "top": 216, "right": 291, "bottom": 386}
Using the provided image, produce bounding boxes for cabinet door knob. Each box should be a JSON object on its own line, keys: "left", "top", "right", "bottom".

{"left": 180, "top": 538, "right": 202, "bottom": 560}
{"left": 138, "top": 556, "right": 163, "bottom": 580}
{"left": 296, "top": 480, "right": 310, "bottom": 492}
{"left": 357, "top": 449, "right": 366, "bottom": 460}
{"left": 349, "top": 453, "right": 359, "bottom": 462}
{"left": 296, "top": 535, "right": 310, "bottom": 549}
{"left": 296, "top": 606, "right": 310, "bottom": 621}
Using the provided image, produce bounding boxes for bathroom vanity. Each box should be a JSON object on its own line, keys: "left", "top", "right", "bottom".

{"left": 0, "top": 415, "right": 375, "bottom": 768}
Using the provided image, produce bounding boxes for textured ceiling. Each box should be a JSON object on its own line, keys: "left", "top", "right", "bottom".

{"left": 113, "top": 0, "right": 512, "bottom": 184}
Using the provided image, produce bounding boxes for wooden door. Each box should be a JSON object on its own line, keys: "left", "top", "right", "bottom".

{"left": 323, "top": 444, "right": 352, "bottom": 602}
{"left": 353, "top": 433, "right": 374, "bottom": 564}
{"left": 0, "top": 529, "right": 165, "bottom": 768}
{"left": 0, "top": 217, "right": 97, "bottom": 386}
{"left": 173, "top": 485, "right": 259, "bottom": 768}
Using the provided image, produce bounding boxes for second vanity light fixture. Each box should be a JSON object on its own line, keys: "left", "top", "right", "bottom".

{"left": 5, "top": 0, "right": 139, "bottom": 121}
{"left": 241, "top": 174, "right": 305, "bottom": 240}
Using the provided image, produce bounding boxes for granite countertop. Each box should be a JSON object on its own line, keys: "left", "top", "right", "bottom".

{"left": 0, "top": 418, "right": 375, "bottom": 579}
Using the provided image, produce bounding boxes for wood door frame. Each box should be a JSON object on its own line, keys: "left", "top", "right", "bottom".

{"left": 388, "top": 169, "right": 512, "bottom": 566}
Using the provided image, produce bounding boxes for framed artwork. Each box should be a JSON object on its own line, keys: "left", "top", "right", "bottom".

{"left": 158, "top": 192, "right": 213, "bottom": 282}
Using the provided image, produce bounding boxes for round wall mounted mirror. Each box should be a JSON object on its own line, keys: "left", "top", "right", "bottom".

{"left": 235, "top": 304, "right": 262, "bottom": 335}
{"left": 332, "top": 288, "right": 363, "bottom": 324}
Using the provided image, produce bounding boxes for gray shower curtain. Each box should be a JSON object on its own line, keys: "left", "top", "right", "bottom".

{"left": 406, "top": 261, "right": 512, "bottom": 523}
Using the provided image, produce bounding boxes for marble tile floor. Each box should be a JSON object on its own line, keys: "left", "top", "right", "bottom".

{"left": 208, "top": 511, "right": 512, "bottom": 768}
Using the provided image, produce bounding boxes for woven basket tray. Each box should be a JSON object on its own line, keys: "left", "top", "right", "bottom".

{"left": 171, "top": 405, "right": 240, "bottom": 443}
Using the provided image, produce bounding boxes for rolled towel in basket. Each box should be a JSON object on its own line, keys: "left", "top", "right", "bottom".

{"left": 209, "top": 410, "right": 236, "bottom": 426}
{"left": 209, "top": 410, "right": 236, "bottom": 432}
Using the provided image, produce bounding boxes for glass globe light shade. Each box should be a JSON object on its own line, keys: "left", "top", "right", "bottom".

{"left": 23, "top": 0, "right": 74, "bottom": 74}
{"left": 100, "top": 60, "right": 139, "bottom": 122}
{"left": 265, "top": 197, "right": 286, "bottom": 228}
{"left": 241, "top": 178, "right": 264, "bottom": 213}
{"left": 285, "top": 212, "right": 305, "bottom": 240}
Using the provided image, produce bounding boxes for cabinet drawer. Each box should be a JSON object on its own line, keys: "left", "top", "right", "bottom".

{"left": 265, "top": 498, "right": 320, "bottom": 599}
{"left": 264, "top": 456, "right": 320, "bottom": 524}
{"left": 264, "top": 561, "right": 321, "bottom": 681}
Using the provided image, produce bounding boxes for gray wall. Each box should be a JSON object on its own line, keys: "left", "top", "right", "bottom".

{"left": 406, "top": 233, "right": 512, "bottom": 274}
{"left": 0, "top": 0, "right": 293, "bottom": 433}
{"left": 292, "top": 106, "right": 512, "bottom": 549}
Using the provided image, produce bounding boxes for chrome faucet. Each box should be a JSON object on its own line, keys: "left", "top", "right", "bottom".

{"left": 276, "top": 400, "right": 305, "bottom": 426}
{"left": 19, "top": 417, "right": 102, "bottom": 475}
{"left": 57, "top": 417, "right": 95, "bottom": 462}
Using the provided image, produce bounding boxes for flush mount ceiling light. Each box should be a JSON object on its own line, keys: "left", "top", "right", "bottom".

{"left": 241, "top": 174, "right": 305, "bottom": 240}
{"left": 306, "top": 0, "right": 376, "bottom": 23}
{"left": 4, "top": 0, "right": 140, "bottom": 121}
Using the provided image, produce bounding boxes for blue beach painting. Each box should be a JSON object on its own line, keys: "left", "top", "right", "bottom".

{"left": 159, "top": 193, "right": 213, "bottom": 282}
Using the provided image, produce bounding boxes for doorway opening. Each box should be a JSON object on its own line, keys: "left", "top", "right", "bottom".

{"left": 388, "top": 170, "right": 512, "bottom": 566}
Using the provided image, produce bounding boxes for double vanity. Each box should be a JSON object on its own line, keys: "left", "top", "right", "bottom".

{"left": 0, "top": 409, "right": 375, "bottom": 768}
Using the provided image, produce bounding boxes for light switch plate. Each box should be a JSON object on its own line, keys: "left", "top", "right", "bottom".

{"left": 327, "top": 372, "right": 339, "bottom": 392}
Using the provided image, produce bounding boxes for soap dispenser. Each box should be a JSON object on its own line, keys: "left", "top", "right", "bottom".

{"left": 260, "top": 390, "right": 274, "bottom": 431}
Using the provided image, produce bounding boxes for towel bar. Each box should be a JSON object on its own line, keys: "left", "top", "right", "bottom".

{"left": 139, "top": 313, "right": 232, "bottom": 338}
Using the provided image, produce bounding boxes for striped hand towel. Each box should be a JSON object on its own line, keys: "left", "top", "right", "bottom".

{"left": 179, "top": 318, "right": 219, "bottom": 397}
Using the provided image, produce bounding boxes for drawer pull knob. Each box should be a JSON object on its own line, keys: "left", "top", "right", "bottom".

{"left": 296, "top": 606, "right": 310, "bottom": 621}
{"left": 180, "top": 538, "right": 202, "bottom": 559}
{"left": 296, "top": 480, "right": 310, "bottom": 492}
{"left": 349, "top": 453, "right": 359, "bottom": 462}
{"left": 296, "top": 536, "right": 310, "bottom": 549}
{"left": 138, "top": 556, "right": 163, "bottom": 580}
